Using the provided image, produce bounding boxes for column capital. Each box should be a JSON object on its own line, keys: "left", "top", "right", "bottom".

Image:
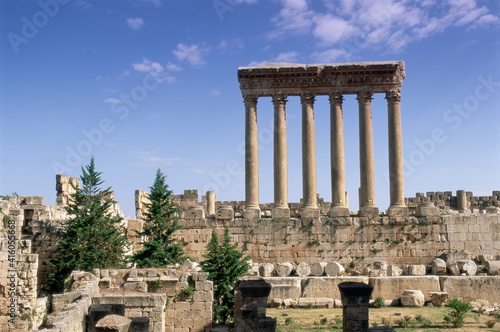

{"left": 386, "top": 89, "right": 402, "bottom": 103}
{"left": 356, "top": 91, "right": 373, "bottom": 103}
{"left": 300, "top": 93, "right": 316, "bottom": 104}
{"left": 329, "top": 92, "right": 344, "bottom": 104}
{"left": 272, "top": 94, "right": 288, "bottom": 105}
{"left": 243, "top": 94, "right": 258, "bottom": 106}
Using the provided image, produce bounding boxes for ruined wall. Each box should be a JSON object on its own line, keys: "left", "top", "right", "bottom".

{"left": 176, "top": 212, "right": 500, "bottom": 267}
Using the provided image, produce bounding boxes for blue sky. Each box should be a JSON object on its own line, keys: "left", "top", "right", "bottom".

{"left": 1, "top": 0, "right": 499, "bottom": 218}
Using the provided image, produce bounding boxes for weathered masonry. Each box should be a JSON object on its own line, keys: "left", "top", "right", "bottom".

{"left": 238, "top": 61, "right": 407, "bottom": 220}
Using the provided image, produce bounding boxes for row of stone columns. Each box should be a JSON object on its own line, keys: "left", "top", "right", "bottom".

{"left": 244, "top": 90, "right": 407, "bottom": 219}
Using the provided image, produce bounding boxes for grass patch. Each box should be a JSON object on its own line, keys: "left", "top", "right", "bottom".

{"left": 269, "top": 306, "right": 500, "bottom": 332}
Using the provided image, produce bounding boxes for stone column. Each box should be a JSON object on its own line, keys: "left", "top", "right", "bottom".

{"left": 338, "top": 282, "right": 374, "bottom": 332}
{"left": 329, "top": 92, "right": 349, "bottom": 217}
{"left": 244, "top": 95, "right": 261, "bottom": 220}
{"left": 301, "top": 93, "right": 319, "bottom": 221}
{"left": 272, "top": 94, "right": 290, "bottom": 219}
{"left": 357, "top": 91, "right": 379, "bottom": 217}
{"left": 206, "top": 191, "right": 216, "bottom": 216}
{"left": 386, "top": 90, "right": 408, "bottom": 216}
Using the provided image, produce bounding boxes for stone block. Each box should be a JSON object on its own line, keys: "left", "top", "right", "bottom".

{"left": 275, "top": 262, "right": 294, "bottom": 277}
{"left": 262, "top": 277, "right": 302, "bottom": 300}
{"left": 259, "top": 263, "right": 275, "bottom": 277}
{"left": 387, "top": 265, "right": 403, "bottom": 277}
{"left": 123, "top": 282, "right": 147, "bottom": 292}
{"left": 370, "top": 276, "right": 440, "bottom": 301}
{"left": 310, "top": 262, "right": 327, "bottom": 276}
{"left": 485, "top": 261, "right": 500, "bottom": 275}
{"left": 324, "top": 262, "right": 345, "bottom": 276}
{"left": 301, "top": 276, "right": 369, "bottom": 300}
{"left": 456, "top": 260, "right": 477, "bottom": 276}
{"left": 408, "top": 264, "right": 426, "bottom": 276}
{"left": 295, "top": 262, "right": 311, "bottom": 277}
{"left": 439, "top": 276, "right": 500, "bottom": 303}
{"left": 431, "top": 258, "right": 447, "bottom": 275}
{"left": 95, "top": 314, "right": 131, "bottom": 332}
{"left": 429, "top": 292, "right": 448, "bottom": 307}
{"left": 400, "top": 290, "right": 425, "bottom": 307}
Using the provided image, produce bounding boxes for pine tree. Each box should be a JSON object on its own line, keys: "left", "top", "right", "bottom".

{"left": 201, "top": 227, "right": 250, "bottom": 323}
{"left": 47, "top": 157, "right": 129, "bottom": 291}
{"left": 131, "top": 169, "right": 185, "bottom": 268}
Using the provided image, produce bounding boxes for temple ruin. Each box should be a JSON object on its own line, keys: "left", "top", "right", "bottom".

{"left": 238, "top": 61, "right": 407, "bottom": 220}
{"left": 1, "top": 61, "right": 499, "bottom": 332}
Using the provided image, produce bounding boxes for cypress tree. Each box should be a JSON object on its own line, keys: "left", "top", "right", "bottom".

{"left": 47, "top": 157, "right": 129, "bottom": 291}
{"left": 201, "top": 227, "right": 250, "bottom": 323}
{"left": 131, "top": 169, "right": 185, "bottom": 267}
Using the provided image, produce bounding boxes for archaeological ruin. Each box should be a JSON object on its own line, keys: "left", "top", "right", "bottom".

{"left": 1, "top": 61, "right": 499, "bottom": 332}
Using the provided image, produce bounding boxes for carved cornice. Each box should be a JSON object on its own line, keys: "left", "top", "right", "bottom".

{"left": 238, "top": 61, "right": 405, "bottom": 96}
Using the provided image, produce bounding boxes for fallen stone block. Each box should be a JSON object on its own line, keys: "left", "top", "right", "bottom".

{"left": 429, "top": 292, "right": 448, "bottom": 307}
{"left": 310, "top": 262, "right": 327, "bottom": 276}
{"left": 324, "top": 262, "right": 345, "bottom": 276}
{"left": 95, "top": 314, "right": 131, "bottom": 332}
{"left": 400, "top": 290, "right": 425, "bottom": 307}
{"left": 431, "top": 258, "right": 447, "bottom": 275}
{"left": 485, "top": 261, "right": 500, "bottom": 275}
{"left": 295, "top": 262, "right": 311, "bottom": 277}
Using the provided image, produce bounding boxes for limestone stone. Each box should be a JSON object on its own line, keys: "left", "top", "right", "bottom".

{"left": 123, "top": 282, "right": 147, "bottom": 292}
{"left": 370, "top": 276, "right": 440, "bottom": 302}
{"left": 400, "top": 290, "right": 425, "bottom": 307}
{"left": 324, "top": 262, "right": 345, "bottom": 276}
{"left": 295, "top": 262, "right": 311, "bottom": 277}
{"left": 95, "top": 314, "right": 131, "bottom": 332}
{"left": 301, "top": 277, "right": 369, "bottom": 300}
{"left": 431, "top": 258, "right": 447, "bottom": 275}
{"left": 447, "top": 262, "right": 461, "bottom": 276}
{"left": 408, "top": 264, "right": 426, "bottom": 276}
{"left": 180, "top": 259, "right": 201, "bottom": 272}
{"left": 275, "top": 262, "right": 295, "bottom": 277}
{"left": 485, "top": 261, "right": 500, "bottom": 275}
{"left": 263, "top": 277, "right": 301, "bottom": 300}
{"left": 429, "top": 292, "right": 448, "bottom": 307}
{"left": 440, "top": 276, "right": 500, "bottom": 304}
{"left": 456, "top": 260, "right": 477, "bottom": 276}
{"left": 387, "top": 265, "right": 403, "bottom": 277}
{"left": 259, "top": 263, "right": 275, "bottom": 277}
{"left": 310, "top": 262, "right": 327, "bottom": 276}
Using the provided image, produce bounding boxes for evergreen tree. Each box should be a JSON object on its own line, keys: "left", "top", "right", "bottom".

{"left": 201, "top": 227, "right": 250, "bottom": 323}
{"left": 131, "top": 169, "right": 185, "bottom": 267}
{"left": 47, "top": 158, "right": 129, "bottom": 291}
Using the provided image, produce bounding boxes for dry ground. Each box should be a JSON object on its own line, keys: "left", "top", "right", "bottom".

{"left": 268, "top": 306, "right": 500, "bottom": 331}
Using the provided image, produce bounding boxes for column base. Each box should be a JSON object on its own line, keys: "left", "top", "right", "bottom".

{"left": 244, "top": 206, "right": 261, "bottom": 221}
{"left": 388, "top": 205, "right": 409, "bottom": 217}
{"left": 359, "top": 205, "right": 379, "bottom": 218}
{"left": 416, "top": 202, "right": 439, "bottom": 217}
{"left": 272, "top": 206, "right": 290, "bottom": 219}
{"left": 301, "top": 206, "right": 320, "bottom": 225}
{"left": 329, "top": 205, "right": 350, "bottom": 217}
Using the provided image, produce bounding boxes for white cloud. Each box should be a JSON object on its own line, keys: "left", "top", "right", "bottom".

{"left": 132, "top": 58, "right": 164, "bottom": 74}
{"left": 275, "top": 51, "right": 299, "bottom": 62}
{"left": 132, "top": 151, "right": 183, "bottom": 167}
{"left": 103, "top": 98, "right": 122, "bottom": 104}
{"left": 310, "top": 49, "right": 350, "bottom": 63}
{"left": 136, "top": 0, "right": 161, "bottom": 7}
{"left": 127, "top": 18, "right": 144, "bottom": 30}
{"left": 269, "top": 0, "right": 499, "bottom": 54}
{"left": 166, "top": 62, "right": 182, "bottom": 71}
{"left": 173, "top": 43, "right": 210, "bottom": 66}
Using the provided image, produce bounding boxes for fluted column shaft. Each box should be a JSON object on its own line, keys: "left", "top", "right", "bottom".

{"left": 244, "top": 95, "right": 259, "bottom": 209}
{"left": 273, "top": 94, "right": 288, "bottom": 208}
{"left": 386, "top": 90, "right": 406, "bottom": 210}
{"left": 357, "top": 91, "right": 377, "bottom": 213}
{"left": 330, "top": 92, "right": 349, "bottom": 216}
{"left": 301, "top": 93, "right": 317, "bottom": 208}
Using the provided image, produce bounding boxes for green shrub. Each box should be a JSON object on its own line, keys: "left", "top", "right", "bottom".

{"left": 485, "top": 319, "right": 496, "bottom": 328}
{"left": 320, "top": 317, "right": 328, "bottom": 325}
{"left": 284, "top": 317, "right": 293, "bottom": 325}
{"left": 373, "top": 297, "right": 385, "bottom": 308}
{"left": 444, "top": 298, "right": 472, "bottom": 328}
